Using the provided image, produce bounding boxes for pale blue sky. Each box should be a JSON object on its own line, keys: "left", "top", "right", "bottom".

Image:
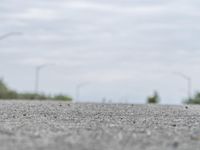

{"left": 1, "top": 0, "right": 200, "bottom": 104}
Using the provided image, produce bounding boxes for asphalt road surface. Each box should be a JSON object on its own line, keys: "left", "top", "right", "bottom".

{"left": 0, "top": 101, "right": 200, "bottom": 150}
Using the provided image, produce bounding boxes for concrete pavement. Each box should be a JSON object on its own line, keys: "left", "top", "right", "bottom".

{"left": 0, "top": 101, "right": 199, "bottom": 150}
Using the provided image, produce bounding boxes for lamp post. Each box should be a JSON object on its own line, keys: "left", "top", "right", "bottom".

{"left": 34, "top": 64, "right": 52, "bottom": 94}
{"left": 75, "top": 82, "right": 89, "bottom": 102}
{"left": 0, "top": 32, "right": 22, "bottom": 41}
{"left": 0, "top": 32, "right": 22, "bottom": 86}
{"left": 173, "top": 72, "right": 192, "bottom": 100}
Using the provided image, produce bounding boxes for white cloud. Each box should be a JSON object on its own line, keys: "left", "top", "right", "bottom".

{"left": 64, "top": 1, "right": 165, "bottom": 15}
{"left": 11, "top": 8, "right": 59, "bottom": 20}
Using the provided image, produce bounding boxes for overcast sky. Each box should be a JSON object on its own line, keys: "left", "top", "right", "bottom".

{"left": 1, "top": 0, "right": 200, "bottom": 104}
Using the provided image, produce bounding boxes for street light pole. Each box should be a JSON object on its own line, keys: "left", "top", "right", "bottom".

{"left": 75, "top": 82, "right": 89, "bottom": 102}
{"left": 0, "top": 32, "right": 22, "bottom": 41}
{"left": 34, "top": 64, "right": 52, "bottom": 94}
{"left": 0, "top": 32, "right": 22, "bottom": 84}
{"left": 35, "top": 66, "right": 41, "bottom": 94}
{"left": 173, "top": 72, "right": 192, "bottom": 100}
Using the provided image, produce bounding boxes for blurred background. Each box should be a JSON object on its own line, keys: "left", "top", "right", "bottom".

{"left": 1, "top": 0, "right": 200, "bottom": 104}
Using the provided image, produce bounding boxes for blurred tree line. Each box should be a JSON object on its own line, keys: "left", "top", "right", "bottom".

{"left": 184, "top": 93, "right": 200, "bottom": 104}
{"left": 0, "top": 79, "right": 72, "bottom": 101}
{"left": 146, "top": 90, "right": 200, "bottom": 105}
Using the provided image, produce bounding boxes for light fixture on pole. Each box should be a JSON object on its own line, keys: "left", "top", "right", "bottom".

{"left": 0, "top": 32, "right": 22, "bottom": 41}
{"left": 0, "top": 32, "right": 22, "bottom": 82}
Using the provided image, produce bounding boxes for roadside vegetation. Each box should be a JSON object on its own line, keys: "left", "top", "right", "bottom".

{"left": 0, "top": 79, "right": 72, "bottom": 101}
{"left": 184, "top": 93, "right": 200, "bottom": 104}
{"left": 2, "top": 77, "right": 200, "bottom": 104}
{"left": 146, "top": 90, "right": 200, "bottom": 105}
{"left": 147, "top": 91, "right": 160, "bottom": 104}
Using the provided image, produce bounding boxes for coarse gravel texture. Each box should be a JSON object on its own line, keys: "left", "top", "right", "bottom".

{"left": 0, "top": 101, "right": 200, "bottom": 150}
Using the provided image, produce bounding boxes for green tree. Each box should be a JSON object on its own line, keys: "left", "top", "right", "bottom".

{"left": 147, "top": 91, "right": 160, "bottom": 104}
{"left": 184, "top": 92, "right": 200, "bottom": 104}
{"left": 0, "top": 79, "right": 18, "bottom": 99}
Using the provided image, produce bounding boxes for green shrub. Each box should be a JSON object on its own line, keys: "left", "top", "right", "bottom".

{"left": 53, "top": 94, "right": 72, "bottom": 101}
{"left": 147, "top": 91, "right": 160, "bottom": 104}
